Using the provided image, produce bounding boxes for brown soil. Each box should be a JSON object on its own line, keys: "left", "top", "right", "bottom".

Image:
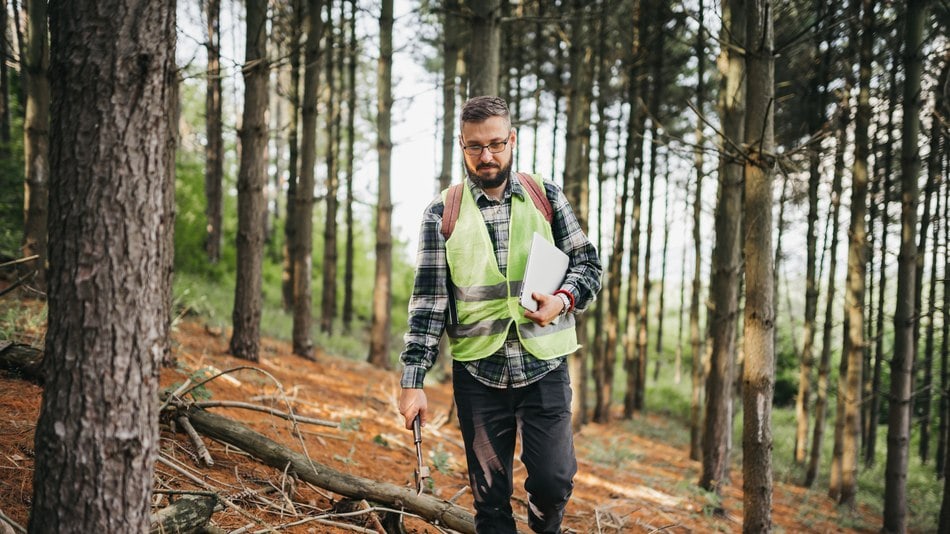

{"left": 0, "top": 311, "right": 878, "bottom": 533}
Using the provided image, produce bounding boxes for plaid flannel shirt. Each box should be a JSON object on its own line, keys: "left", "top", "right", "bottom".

{"left": 400, "top": 174, "right": 603, "bottom": 390}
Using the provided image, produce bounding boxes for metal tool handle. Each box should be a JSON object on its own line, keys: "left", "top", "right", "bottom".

{"left": 413, "top": 413, "right": 422, "bottom": 445}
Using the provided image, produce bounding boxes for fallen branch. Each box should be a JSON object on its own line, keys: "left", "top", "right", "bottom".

{"left": 191, "top": 400, "right": 337, "bottom": 428}
{"left": 0, "top": 341, "right": 43, "bottom": 384}
{"left": 181, "top": 406, "right": 477, "bottom": 534}
{"left": 148, "top": 494, "right": 216, "bottom": 534}
{"left": 0, "top": 508, "right": 25, "bottom": 534}
{"left": 176, "top": 415, "right": 214, "bottom": 467}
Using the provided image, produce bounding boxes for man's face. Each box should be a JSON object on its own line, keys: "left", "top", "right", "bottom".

{"left": 459, "top": 116, "right": 516, "bottom": 191}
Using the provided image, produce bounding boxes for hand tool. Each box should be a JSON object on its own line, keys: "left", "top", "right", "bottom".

{"left": 412, "top": 413, "right": 431, "bottom": 495}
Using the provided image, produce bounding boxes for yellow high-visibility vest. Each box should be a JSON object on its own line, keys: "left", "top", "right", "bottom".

{"left": 444, "top": 174, "right": 579, "bottom": 361}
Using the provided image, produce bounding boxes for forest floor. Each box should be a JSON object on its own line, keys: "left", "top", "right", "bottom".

{"left": 0, "top": 306, "right": 882, "bottom": 533}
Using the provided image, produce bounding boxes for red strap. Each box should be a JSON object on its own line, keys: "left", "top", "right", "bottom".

{"left": 517, "top": 172, "right": 553, "bottom": 223}
{"left": 441, "top": 183, "right": 464, "bottom": 240}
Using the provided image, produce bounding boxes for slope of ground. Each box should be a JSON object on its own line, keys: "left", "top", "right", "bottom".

{"left": 0, "top": 317, "right": 879, "bottom": 533}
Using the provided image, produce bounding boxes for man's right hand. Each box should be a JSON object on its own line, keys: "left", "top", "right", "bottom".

{"left": 398, "top": 388, "right": 428, "bottom": 430}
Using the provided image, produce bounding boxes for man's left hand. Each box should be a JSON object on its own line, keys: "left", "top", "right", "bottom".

{"left": 524, "top": 292, "right": 565, "bottom": 327}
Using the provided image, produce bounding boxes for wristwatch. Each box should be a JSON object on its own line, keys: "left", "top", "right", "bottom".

{"left": 556, "top": 292, "right": 571, "bottom": 316}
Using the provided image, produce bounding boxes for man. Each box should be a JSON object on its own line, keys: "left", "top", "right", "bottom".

{"left": 398, "top": 96, "right": 602, "bottom": 533}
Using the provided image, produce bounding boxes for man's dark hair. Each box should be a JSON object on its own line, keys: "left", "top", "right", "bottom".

{"left": 460, "top": 96, "right": 511, "bottom": 126}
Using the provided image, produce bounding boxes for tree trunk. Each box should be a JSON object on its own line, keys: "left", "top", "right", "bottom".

{"left": 282, "top": 0, "right": 303, "bottom": 312}
{"left": 939, "top": 62, "right": 950, "bottom": 479}
{"left": 833, "top": 0, "right": 873, "bottom": 508}
{"left": 867, "top": 44, "right": 900, "bottom": 468}
{"left": 883, "top": 1, "right": 928, "bottom": 530}
{"left": 292, "top": 0, "right": 325, "bottom": 358}
{"left": 655, "top": 159, "right": 670, "bottom": 383}
{"left": 439, "top": 0, "right": 461, "bottom": 192}
{"left": 689, "top": 0, "right": 707, "bottom": 462}
{"left": 342, "top": 0, "right": 357, "bottom": 330}
{"left": 741, "top": 1, "right": 775, "bottom": 529}
{"left": 204, "top": 0, "right": 223, "bottom": 264}
{"left": 320, "top": 0, "right": 340, "bottom": 335}
{"left": 805, "top": 88, "right": 847, "bottom": 488}
{"left": 699, "top": 0, "right": 744, "bottom": 494}
{"left": 229, "top": 0, "right": 269, "bottom": 362}
{"left": 22, "top": 0, "right": 49, "bottom": 294}
{"left": 595, "top": 0, "right": 641, "bottom": 424}
{"left": 367, "top": 0, "right": 393, "bottom": 369}
{"left": 467, "top": 0, "right": 499, "bottom": 97}
{"left": 0, "top": 3, "right": 10, "bottom": 151}
{"left": 563, "top": 0, "right": 594, "bottom": 431}
{"left": 917, "top": 177, "right": 941, "bottom": 464}
{"left": 920, "top": 92, "right": 945, "bottom": 465}
{"left": 29, "top": 2, "right": 175, "bottom": 531}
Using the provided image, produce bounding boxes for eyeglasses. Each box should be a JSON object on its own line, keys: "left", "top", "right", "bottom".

{"left": 461, "top": 139, "right": 510, "bottom": 156}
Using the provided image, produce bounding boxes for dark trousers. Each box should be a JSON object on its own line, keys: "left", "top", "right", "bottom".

{"left": 453, "top": 361, "right": 577, "bottom": 534}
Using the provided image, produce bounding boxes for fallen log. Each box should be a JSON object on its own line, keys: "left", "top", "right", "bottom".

{"left": 148, "top": 494, "right": 217, "bottom": 534}
{"left": 0, "top": 341, "right": 43, "bottom": 384}
{"left": 181, "top": 406, "right": 477, "bottom": 534}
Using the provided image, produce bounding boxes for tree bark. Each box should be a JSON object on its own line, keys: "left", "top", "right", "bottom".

{"left": 467, "top": 0, "right": 499, "bottom": 97}
{"left": 866, "top": 43, "right": 900, "bottom": 468}
{"left": 883, "top": 0, "right": 928, "bottom": 530}
{"left": 183, "top": 406, "right": 477, "bottom": 533}
{"left": 563, "top": 0, "right": 594, "bottom": 430}
{"left": 939, "top": 61, "right": 950, "bottom": 479}
{"left": 229, "top": 0, "right": 269, "bottom": 362}
{"left": 741, "top": 1, "right": 775, "bottom": 530}
{"left": 699, "top": 0, "right": 744, "bottom": 494}
{"left": 342, "top": 0, "right": 357, "bottom": 330}
{"left": 806, "top": 88, "right": 847, "bottom": 488}
{"left": 0, "top": 3, "right": 10, "bottom": 151}
{"left": 321, "top": 0, "right": 340, "bottom": 336}
{"left": 794, "top": 3, "right": 832, "bottom": 461}
{"left": 689, "top": 0, "right": 707, "bottom": 462}
{"left": 293, "top": 0, "right": 325, "bottom": 358}
{"left": 22, "top": 0, "right": 49, "bottom": 294}
{"left": 367, "top": 0, "right": 393, "bottom": 368}
{"left": 439, "top": 0, "right": 461, "bottom": 192}
{"left": 0, "top": 341, "right": 43, "bottom": 383}
{"left": 29, "top": 2, "right": 175, "bottom": 531}
{"left": 282, "top": 0, "right": 303, "bottom": 313}
{"left": 204, "top": 0, "right": 223, "bottom": 264}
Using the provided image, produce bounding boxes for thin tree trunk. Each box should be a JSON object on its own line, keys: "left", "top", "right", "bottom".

{"left": 321, "top": 0, "right": 339, "bottom": 335}
{"left": 741, "top": 1, "right": 775, "bottom": 530}
{"left": 342, "top": 0, "right": 357, "bottom": 330}
{"left": 292, "top": 0, "right": 325, "bottom": 358}
{"left": 229, "top": 0, "right": 269, "bottom": 362}
{"left": 656, "top": 158, "right": 671, "bottom": 382}
{"left": 699, "top": 0, "right": 744, "bottom": 494}
{"left": 29, "top": 2, "right": 175, "bottom": 530}
{"left": 939, "top": 66, "right": 950, "bottom": 478}
{"left": 794, "top": 34, "right": 825, "bottom": 461}
{"left": 22, "top": 0, "right": 49, "bottom": 294}
{"left": 595, "top": 0, "right": 640, "bottom": 424}
{"left": 867, "top": 43, "right": 900, "bottom": 468}
{"left": 689, "top": 0, "right": 707, "bottom": 462}
{"left": 883, "top": 1, "right": 928, "bottom": 530}
{"left": 367, "top": 0, "right": 393, "bottom": 368}
{"left": 0, "top": 3, "right": 10, "bottom": 151}
{"left": 204, "top": 0, "right": 223, "bottom": 264}
{"left": 282, "top": 0, "right": 302, "bottom": 312}
{"left": 439, "top": 0, "right": 460, "bottom": 191}
{"left": 920, "top": 97, "right": 945, "bottom": 465}
{"left": 805, "top": 90, "right": 847, "bottom": 488}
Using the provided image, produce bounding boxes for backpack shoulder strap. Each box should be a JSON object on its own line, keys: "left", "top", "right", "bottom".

{"left": 441, "top": 183, "right": 465, "bottom": 241}
{"left": 517, "top": 172, "right": 553, "bottom": 224}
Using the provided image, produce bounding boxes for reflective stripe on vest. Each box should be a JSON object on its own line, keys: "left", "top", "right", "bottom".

{"left": 443, "top": 174, "right": 579, "bottom": 361}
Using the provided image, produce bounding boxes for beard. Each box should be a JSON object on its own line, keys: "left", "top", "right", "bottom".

{"left": 465, "top": 158, "right": 513, "bottom": 191}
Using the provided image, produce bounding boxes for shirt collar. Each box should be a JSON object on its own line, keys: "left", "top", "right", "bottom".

{"left": 467, "top": 173, "right": 526, "bottom": 205}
